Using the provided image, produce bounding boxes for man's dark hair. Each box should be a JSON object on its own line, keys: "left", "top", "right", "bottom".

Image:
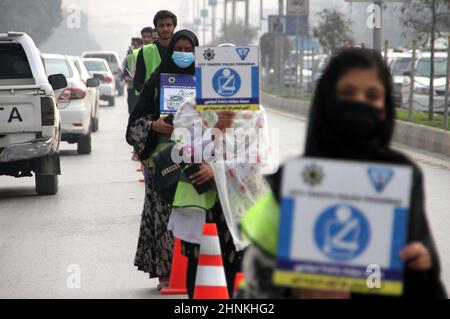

{"left": 132, "top": 37, "right": 144, "bottom": 46}
{"left": 153, "top": 10, "right": 177, "bottom": 28}
{"left": 141, "top": 27, "right": 153, "bottom": 36}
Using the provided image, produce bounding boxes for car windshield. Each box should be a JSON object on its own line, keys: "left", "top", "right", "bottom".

{"left": 44, "top": 58, "right": 73, "bottom": 78}
{"left": 84, "top": 60, "right": 108, "bottom": 72}
{"left": 391, "top": 57, "right": 412, "bottom": 75}
{"left": 84, "top": 54, "right": 118, "bottom": 68}
{"left": 416, "top": 58, "right": 447, "bottom": 78}
{"left": 0, "top": 43, "right": 33, "bottom": 80}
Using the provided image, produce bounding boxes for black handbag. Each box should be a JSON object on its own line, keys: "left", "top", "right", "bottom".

{"left": 153, "top": 143, "right": 185, "bottom": 203}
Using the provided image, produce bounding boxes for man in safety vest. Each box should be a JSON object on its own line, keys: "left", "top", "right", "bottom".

{"left": 133, "top": 10, "right": 177, "bottom": 94}
{"left": 122, "top": 37, "right": 143, "bottom": 114}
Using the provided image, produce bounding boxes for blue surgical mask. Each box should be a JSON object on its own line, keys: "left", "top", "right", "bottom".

{"left": 172, "top": 51, "right": 195, "bottom": 68}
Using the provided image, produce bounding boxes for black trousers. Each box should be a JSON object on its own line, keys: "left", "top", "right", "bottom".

{"left": 181, "top": 203, "right": 244, "bottom": 299}
{"left": 127, "top": 88, "right": 138, "bottom": 114}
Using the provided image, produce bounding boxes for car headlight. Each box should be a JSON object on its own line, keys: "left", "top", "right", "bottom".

{"left": 414, "top": 87, "right": 431, "bottom": 95}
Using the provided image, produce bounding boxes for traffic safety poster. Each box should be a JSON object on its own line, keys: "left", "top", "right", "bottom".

{"left": 160, "top": 73, "right": 196, "bottom": 115}
{"left": 195, "top": 46, "right": 260, "bottom": 111}
{"left": 273, "top": 158, "right": 413, "bottom": 296}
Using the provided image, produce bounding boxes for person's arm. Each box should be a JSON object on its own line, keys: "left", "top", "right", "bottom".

{"left": 133, "top": 49, "right": 146, "bottom": 93}
{"left": 401, "top": 166, "right": 447, "bottom": 298}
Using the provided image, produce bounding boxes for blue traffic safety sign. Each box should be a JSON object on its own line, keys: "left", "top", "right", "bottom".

{"left": 212, "top": 68, "right": 241, "bottom": 97}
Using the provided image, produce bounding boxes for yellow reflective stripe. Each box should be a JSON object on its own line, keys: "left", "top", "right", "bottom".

{"left": 273, "top": 271, "right": 403, "bottom": 296}
{"left": 240, "top": 191, "right": 280, "bottom": 257}
{"left": 196, "top": 104, "right": 261, "bottom": 111}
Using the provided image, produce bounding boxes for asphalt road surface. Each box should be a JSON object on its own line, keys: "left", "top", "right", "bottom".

{"left": 0, "top": 96, "right": 448, "bottom": 298}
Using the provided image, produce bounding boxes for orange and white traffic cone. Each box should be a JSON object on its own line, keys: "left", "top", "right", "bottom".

{"left": 193, "top": 223, "right": 230, "bottom": 299}
{"left": 160, "top": 238, "right": 188, "bottom": 295}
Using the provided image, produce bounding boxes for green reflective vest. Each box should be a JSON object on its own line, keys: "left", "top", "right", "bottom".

{"left": 136, "top": 44, "right": 162, "bottom": 96}
{"left": 240, "top": 191, "right": 280, "bottom": 257}
{"left": 126, "top": 48, "right": 140, "bottom": 89}
{"left": 172, "top": 180, "right": 218, "bottom": 212}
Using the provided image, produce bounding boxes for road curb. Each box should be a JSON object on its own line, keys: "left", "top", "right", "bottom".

{"left": 261, "top": 92, "right": 450, "bottom": 158}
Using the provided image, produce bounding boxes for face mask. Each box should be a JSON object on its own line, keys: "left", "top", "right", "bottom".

{"left": 172, "top": 51, "right": 195, "bottom": 68}
{"left": 325, "top": 99, "right": 385, "bottom": 143}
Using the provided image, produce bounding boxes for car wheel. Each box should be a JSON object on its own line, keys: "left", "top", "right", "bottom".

{"left": 77, "top": 131, "right": 92, "bottom": 154}
{"left": 108, "top": 96, "right": 115, "bottom": 106}
{"left": 35, "top": 175, "right": 59, "bottom": 195}
{"left": 91, "top": 117, "right": 99, "bottom": 132}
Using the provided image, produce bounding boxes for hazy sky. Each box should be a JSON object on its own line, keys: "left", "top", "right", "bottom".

{"left": 53, "top": 1, "right": 405, "bottom": 56}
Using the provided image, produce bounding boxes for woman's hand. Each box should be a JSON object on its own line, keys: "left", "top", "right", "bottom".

{"left": 214, "top": 111, "right": 235, "bottom": 131}
{"left": 189, "top": 163, "right": 214, "bottom": 185}
{"left": 151, "top": 118, "right": 174, "bottom": 135}
{"left": 400, "top": 242, "right": 432, "bottom": 271}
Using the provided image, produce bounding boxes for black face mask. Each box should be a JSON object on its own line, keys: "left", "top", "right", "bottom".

{"left": 325, "top": 99, "right": 385, "bottom": 144}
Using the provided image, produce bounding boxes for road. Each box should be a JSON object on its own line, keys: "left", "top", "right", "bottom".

{"left": 0, "top": 96, "right": 448, "bottom": 298}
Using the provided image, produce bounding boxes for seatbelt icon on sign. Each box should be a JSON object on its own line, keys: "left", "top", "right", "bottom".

{"left": 213, "top": 68, "right": 241, "bottom": 97}
{"left": 314, "top": 205, "right": 370, "bottom": 262}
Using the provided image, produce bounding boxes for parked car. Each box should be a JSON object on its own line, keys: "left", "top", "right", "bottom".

{"left": 82, "top": 58, "right": 116, "bottom": 107}
{"left": 43, "top": 54, "right": 100, "bottom": 155}
{"left": 388, "top": 52, "right": 415, "bottom": 108}
{"left": 402, "top": 52, "right": 448, "bottom": 113}
{"left": 81, "top": 51, "right": 124, "bottom": 97}
{"left": 0, "top": 32, "right": 66, "bottom": 195}
{"left": 68, "top": 56, "right": 100, "bottom": 132}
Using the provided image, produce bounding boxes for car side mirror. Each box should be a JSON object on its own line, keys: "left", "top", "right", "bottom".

{"left": 93, "top": 73, "right": 104, "bottom": 81}
{"left": 87, "top": 78, "right": 101, "bottom": 88}
{"left": 48, "top": 74, "right": 67, "bottom": 91}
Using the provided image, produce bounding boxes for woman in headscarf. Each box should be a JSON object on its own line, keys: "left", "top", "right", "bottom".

{"left": 126, "top": 30, "right": 199, "bottom": 289}
{"left": 168, "top": 95, "right": 271, "bottom": 298}
{"left": 240, "top": 48, "right": 447, "bottom": 299}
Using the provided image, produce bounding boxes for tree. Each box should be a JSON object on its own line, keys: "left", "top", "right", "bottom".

{"left": 312, "top": 8, "right": 354, "bottom": 56}
{"left": 0, "top": 0, "right": 63, "bottom": 45}
{"left": 398, "top": 0, "right": 450, "bottom": 120}
{"left": 259, "top": 33, "right": 292, "bottom": 71}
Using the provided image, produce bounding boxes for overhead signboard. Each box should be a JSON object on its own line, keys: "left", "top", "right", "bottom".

{"left": 269, "top": 15, "right": 309, "bottom": 36}
{"left": 287, "top": 0, "right": 310, "bottom": 16}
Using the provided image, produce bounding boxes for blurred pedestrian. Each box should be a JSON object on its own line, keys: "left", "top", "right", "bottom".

{"left": 122, "top": 37, "right": 143, "bottom": 114}
{"left": 240, "top": 48, "right": 447, "bottom": 299}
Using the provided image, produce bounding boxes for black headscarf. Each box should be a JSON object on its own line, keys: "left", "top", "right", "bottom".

{"left": 267, "top": 48, "right": 447, "bottom": 299}
{"left": 305, "top": 48, "right": 398, "bottom": 162}
{"left": 128, "top": 29, "right": 199, "bottom": 123}
{"left": 126, "top": 30, "right": 199, "bottom": 155}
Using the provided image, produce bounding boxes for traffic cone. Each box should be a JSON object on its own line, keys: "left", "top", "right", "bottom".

{"left": 138, "top": 178, "right": 145, "bottom": 183}
{"left": 160, "top": 238, "right": 188, "bottom": 295}
{"left": 234, "top": 272, "right": 245, "bottom": 294}
{"left": 193, "top": 223, "right": 230, "bottom": 299}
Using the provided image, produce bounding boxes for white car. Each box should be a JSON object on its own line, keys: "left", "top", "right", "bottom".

{"left": 43, "top": 54, "right": 100, "bottom": 154}
{"left": 69, "top": 56, "right": 100, "bottom": 132}
{"left": 388, "top": 52, "right": 415, "bottom": 107}
{"left": 402, "top": 52, "right": 448, "bottom": 113}
{"left": 0, "top": 32, "right": 66, "bottom": 195}
{"left": 82, "top": 58, "right": 116, "bottom": 106}
{"left": 81, "top": 51, "right": 124, "bottom": 97}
